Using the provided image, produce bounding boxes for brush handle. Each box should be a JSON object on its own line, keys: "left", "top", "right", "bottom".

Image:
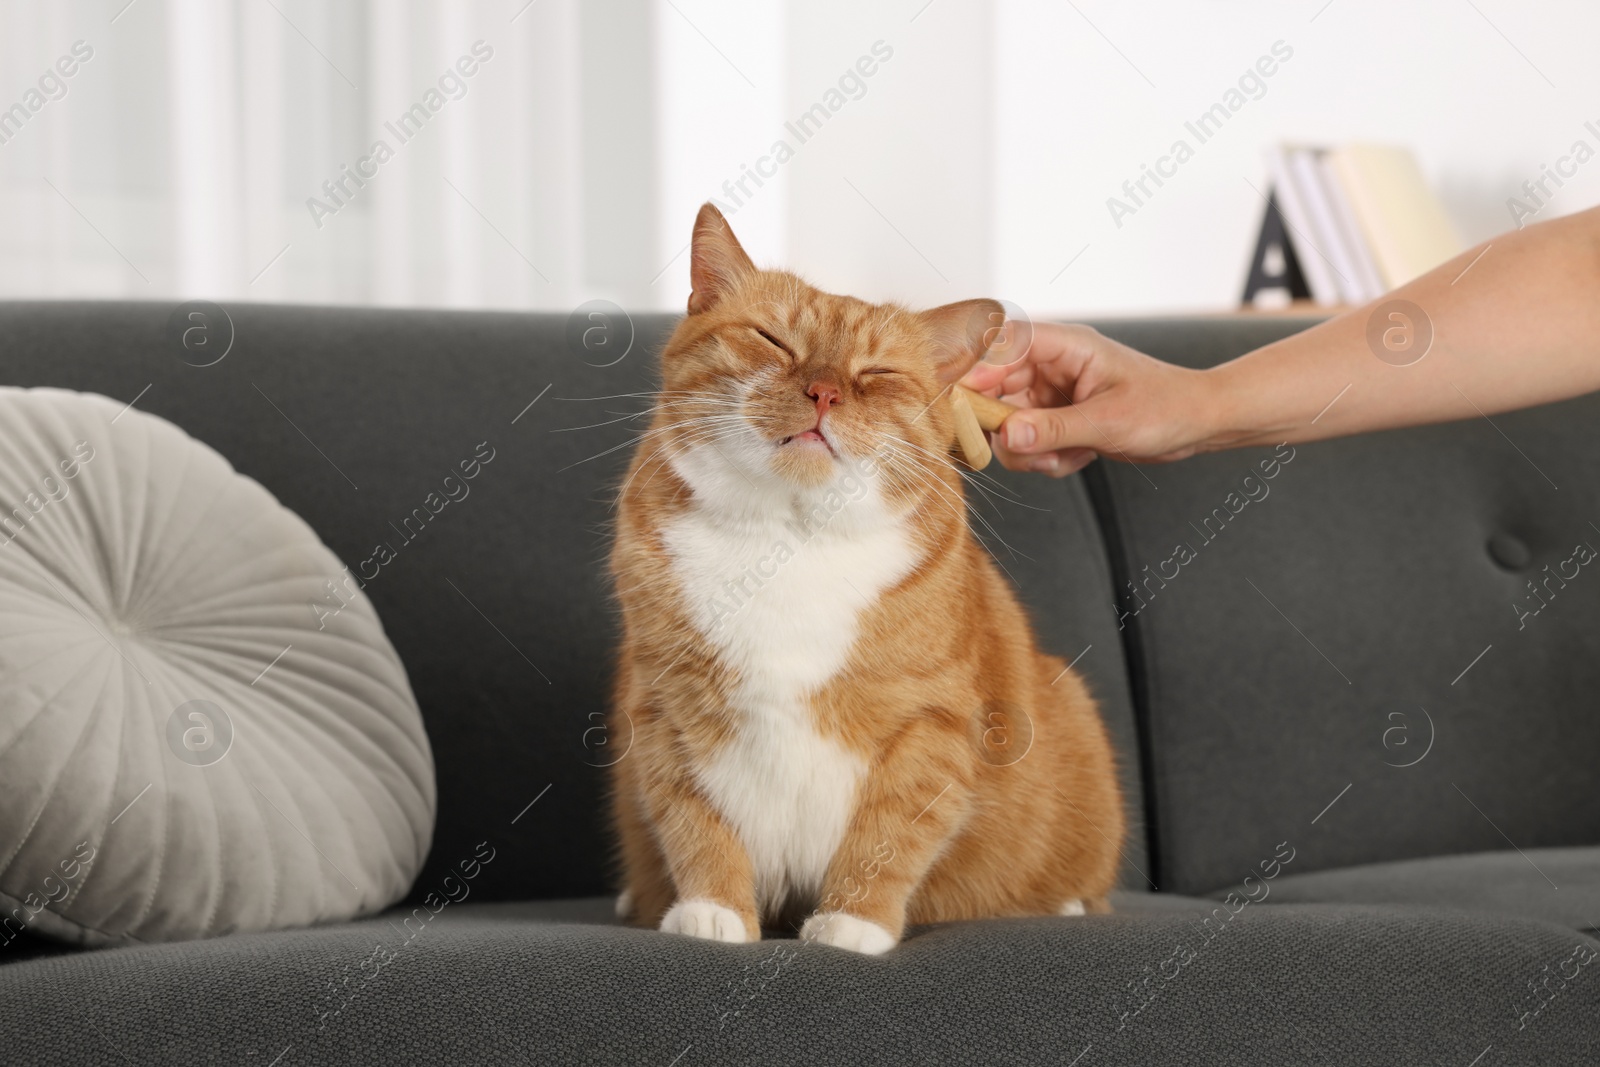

{"left": 952, "top": 385, "right": 1016, "bottom": 432}
{"left": 948, "top": 385, "right": 1017, "bottom": 470}
{"left": 950, "top": 390, "right": 992, "bottom": 470}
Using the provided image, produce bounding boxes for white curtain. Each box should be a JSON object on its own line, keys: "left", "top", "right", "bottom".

{"left": 0, "top": 0, "right": 594, "bottom": 309}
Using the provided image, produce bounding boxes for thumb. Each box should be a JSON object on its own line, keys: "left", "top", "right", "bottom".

{"left": 1002, "top": 403, "right": 1101, "bottom": 455}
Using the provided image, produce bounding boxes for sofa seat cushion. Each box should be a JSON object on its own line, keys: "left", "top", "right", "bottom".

{"left": 4, "top": 895, "right": 1597, "bottom": 1065}
{"left": 1210, "top": 847, "right": 1600, "bottom": 933}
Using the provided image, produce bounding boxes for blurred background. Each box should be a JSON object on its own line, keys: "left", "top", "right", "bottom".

{"left": 1, "top": 0, "right": 1596, "bottom": 317}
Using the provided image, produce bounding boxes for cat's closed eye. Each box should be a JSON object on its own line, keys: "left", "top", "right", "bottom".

{"left": 754, "top": 328, "right": 793, "bottom": 358}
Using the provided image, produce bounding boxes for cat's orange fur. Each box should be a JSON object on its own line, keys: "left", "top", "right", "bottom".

{"left": 608, "top": 204, "right": 1123, "bottom": 953}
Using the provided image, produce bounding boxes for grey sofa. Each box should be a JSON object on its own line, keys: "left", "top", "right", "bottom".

{"left": 1, "top": 303, "right": 1597, "bottom": 1065}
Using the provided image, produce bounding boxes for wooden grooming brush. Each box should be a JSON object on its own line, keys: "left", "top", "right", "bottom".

{"left": 949, "top": 385, "right": 1017, "bottom": 470}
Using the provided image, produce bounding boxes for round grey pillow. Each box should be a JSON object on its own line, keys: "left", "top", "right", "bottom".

{"left": 0, "top": 387, "right": 435, "bottom": 946}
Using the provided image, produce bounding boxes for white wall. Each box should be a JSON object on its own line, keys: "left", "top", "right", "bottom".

{"left": 0, "top": 0, "right": 1596, "bottom": 316}
{"left": 655, "top": 0, "right": 787, "bottom": 308}
{"left": 991, "top": 0, "right": 1600, "bottom": 315}
{"left": 783, "top": 0, "right": 993, "bottom": 308}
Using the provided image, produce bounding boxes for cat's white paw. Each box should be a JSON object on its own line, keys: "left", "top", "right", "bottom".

{"left": 615, "top": 888, "right": 634, "bottom": 919}
{"left": 800, "top": 911, "right": 897, "bottom": 955}
{"left": 659, "top": 899, "right": 749, "bottom": 943}
{"left": 1058, "top": 898, "right": 1086, "bottom": 917}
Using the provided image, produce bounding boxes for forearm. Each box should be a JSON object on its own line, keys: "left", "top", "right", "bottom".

{"left": 1200, "top": 206, "right": 1600, "bottom": 451}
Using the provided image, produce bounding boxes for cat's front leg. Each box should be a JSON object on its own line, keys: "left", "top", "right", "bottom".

{"left": 801, "top": 742, "right": 970, "bottom": 955}
{"left": 643, "top": 760, "right": 761, "bottom": 944}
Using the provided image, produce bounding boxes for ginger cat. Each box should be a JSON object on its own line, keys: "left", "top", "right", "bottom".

{"left": 608, "top": 204, "right": 1123, "bottom": 954}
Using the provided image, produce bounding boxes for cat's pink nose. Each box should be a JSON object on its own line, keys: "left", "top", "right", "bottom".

{"left": 807, "top": 381, "right": 841, "bottom": 417}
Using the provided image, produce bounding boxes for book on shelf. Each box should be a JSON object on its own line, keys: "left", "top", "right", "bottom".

{"left": 1243, "top": 143, "right": 1462, "bottom": 309}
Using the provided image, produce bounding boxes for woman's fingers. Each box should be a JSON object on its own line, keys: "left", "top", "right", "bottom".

{"left": 959, "top": 360, "right": 1008, "bottom": 393}
{"left": 1000, "top": 402, "right": 1106, "bottom": 455}
{"left": 989, "top": 440, "right": 1099, "bottom": 477}
{"left": 963, "top": 319, "right": 1218, "bottom": 468}
{"left": 963, "top": 322, "right": 1096, "bottom": 399}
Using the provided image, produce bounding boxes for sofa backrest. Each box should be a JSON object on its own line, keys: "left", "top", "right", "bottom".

{"left": 1090, "top": 317, "right": 1600, "bottom": 895}
{"left": 26, "top": 303, "right": 1589, "bottom": 908}
{"left": 0, "top": 302, "right": 1146, "bottom": 902}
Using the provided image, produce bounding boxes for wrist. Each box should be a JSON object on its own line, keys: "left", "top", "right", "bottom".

{"left": 1191, "top": 363, "right": 1250, "bottom": 453}
{"left": 1192, "top": 353, "right": 1308, "bottom": 452}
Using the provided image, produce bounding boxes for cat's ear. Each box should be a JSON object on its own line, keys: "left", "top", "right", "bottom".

{"left": 687, "top": 203, "right": 756, "bottom": 315}
{"left": 921, "top": 299, "right": 1006, "bottom": 382}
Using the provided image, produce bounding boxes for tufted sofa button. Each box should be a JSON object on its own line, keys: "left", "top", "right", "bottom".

{"left": 1487, "top": 532, "right": 1532, "bottom": 570}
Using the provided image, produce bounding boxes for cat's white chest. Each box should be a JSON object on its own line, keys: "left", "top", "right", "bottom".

{"left": 660, "top": 464, "right": 917, "bottom": 910}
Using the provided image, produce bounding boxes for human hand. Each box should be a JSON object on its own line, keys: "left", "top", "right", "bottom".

{"left": 960, "top": 322, "right": 1220, "bottom": 476}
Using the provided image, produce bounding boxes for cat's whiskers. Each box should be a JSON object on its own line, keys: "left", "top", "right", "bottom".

{"left": 883, "top": 434, "right": 1037, "bottom": 510}
{"left": 621, "top": 417, "right": 750, "bottom": 480}
{"left": 556, "top": 398, "right": 742, "bottom": 435}
{"left": 622, "top": 431, "right": 730, "bottom": 502}
{"left": 874, "top": 442, "right": 968, "bottom": 530}
{"left": 550, "top": 409, "right": 657, "bottom": 433}
{"left": 619, "top": 417, "right": 768, "bottom": 502}
{"left": 566, "top": 405, "right": 748, "bottom": 473}
{"left": 886, "top": 437, "right": 1047, "bottom": 543}
{"left": 878, "top": 437, "right": 1027, "bottom": 562}
{"left": 557, "top": 389, "right": 731, "bottom": 402}
{"left": 552, "top": 390, "right": 743, "bottom": 436}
